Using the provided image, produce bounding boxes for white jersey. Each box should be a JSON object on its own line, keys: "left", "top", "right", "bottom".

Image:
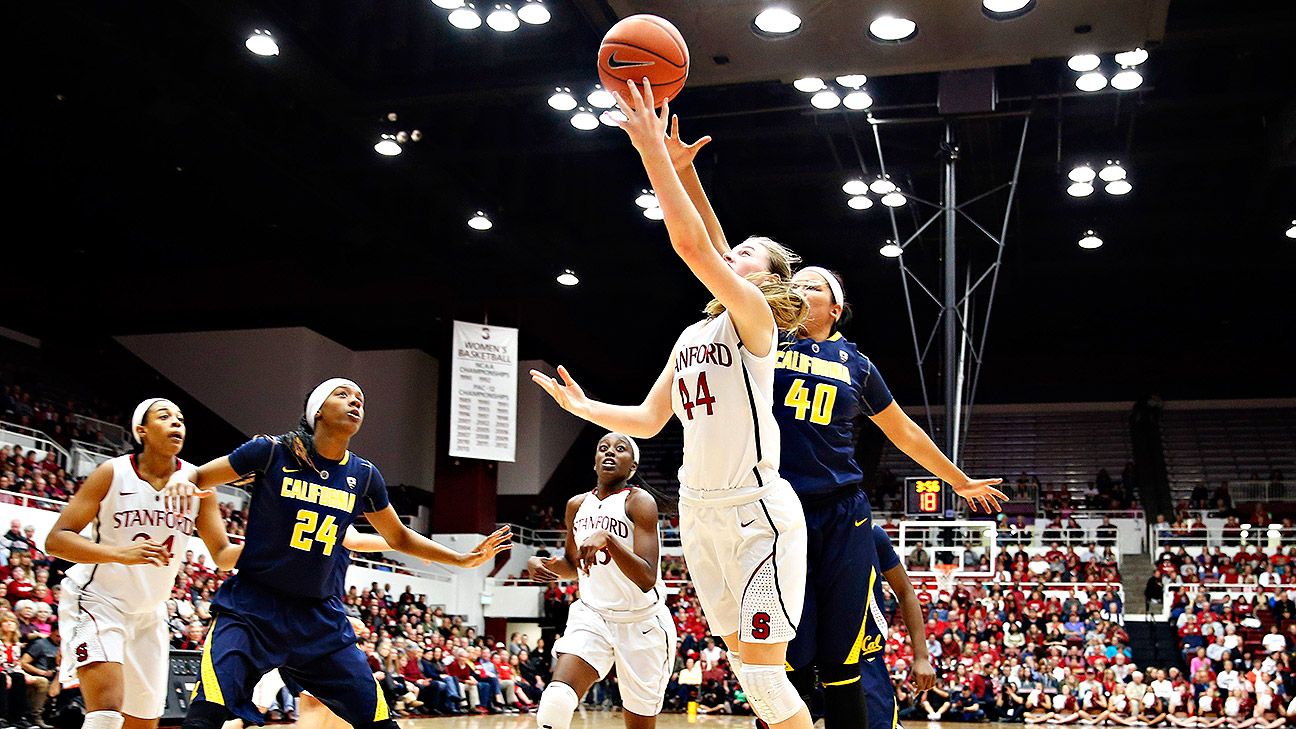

{"left": 571, "top": 487, "right": 663, "bottom": 619}
{"left": 64, "top": 455, "right": 197, "bottom": 614}
{"left": 671, "top": 311, "right": 781, "bottom": 498}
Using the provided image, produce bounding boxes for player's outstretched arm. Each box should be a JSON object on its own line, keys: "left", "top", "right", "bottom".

{"left": 612, "top": 79, "right": 775, "bottom": 357}
{"left": 577, "top": 487, "right": 660, "bottom": 592}
{"left": 366, "top": 505, "right": 511, "bottom": 568}
{"left": 45, "top": 462, "right": 169, "bottom": 566}
{"left": 195, "top": 494, "right": 242, "bottom": 570}
{"left": 664, "top": 114, "right": 730, "bottom": 256}
{"left": 530, "top": 352, "right": 675, "bottom": 438}
{"left": 882, "top": 562, "right": 936, "bottom": 692}
{"left": 163, "top": 456, "right": 243, "bottom": 514}
{"left": 868, "top": 401, "right": 1007, "bottom": 513}
{"left": 528, "top": 495, "right": 582, "bottom": 582}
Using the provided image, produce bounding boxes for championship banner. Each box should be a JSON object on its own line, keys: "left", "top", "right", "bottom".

{"left": 449, "top": 321, "right": 517, "bottom": 462}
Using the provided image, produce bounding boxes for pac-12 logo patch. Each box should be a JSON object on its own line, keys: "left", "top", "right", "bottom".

{"left": 76, "top": 643, "right": 89, "bottom": 662}
{"left": 839, "top": 350, "right": 849, "bottom": 362}
{"left": 347, "top": 476, "right": 357, "bottom": 490}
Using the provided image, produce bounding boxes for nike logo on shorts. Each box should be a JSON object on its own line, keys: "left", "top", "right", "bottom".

{"left": 607, "top": 52, "right": 652, "bottom": 69}
{"left": 855, "top": 518, "right": 869, "bottom": 527}
{"left": 740, "top": 519, "right": 756, "bottom": 528}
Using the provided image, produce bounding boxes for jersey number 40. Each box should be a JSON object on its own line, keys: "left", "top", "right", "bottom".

{"left": 783, "top": 378, "right": 837, "bottom": 425}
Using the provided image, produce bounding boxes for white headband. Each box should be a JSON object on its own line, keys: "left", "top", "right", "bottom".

{"left": 608, "top": 433, "right": 640, "bottom": 463}
{"left": 799, "top": 266, "right": 844, "bottom": 305}
{"left": 131, "top": 398, "right": 168, "bottom": 443}
{"left": 306, "top": 378, "right": 362, "bottom": 426}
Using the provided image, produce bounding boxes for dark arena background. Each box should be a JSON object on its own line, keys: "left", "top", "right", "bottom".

{"left": 3, "top": 1, "right": 1296, "bottom": 728}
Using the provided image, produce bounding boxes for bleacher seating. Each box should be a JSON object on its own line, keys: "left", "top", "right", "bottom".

{"left": 1161, "top": 402, "right": 1296, "bottom": 503}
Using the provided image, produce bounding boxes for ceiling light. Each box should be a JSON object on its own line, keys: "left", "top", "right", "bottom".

{"left": 842, "top": 179, "right": 870, "bottom": 196}
{"left": 486, "top": 4, "right": 520, "bottom": 31}
{"left": 1104, "top": 179, "right": 1132, "bottom": 195}
{"left": 843, "top": 91, "right": 873, "bottom": 110}
{"left": 879, "top": 241, "right": 903, "bottom": 258}
{"left": 448, "top": 5, "right": 482, "bottom": 29}
{"left": 793, "top": 77, "right": 825, "bottom": 93}
{"left": 374, "top": 135, "right": 402, "bottom": 156}
{"left": 835, "top": 74, "right": 868, "bottom": 88}
{"left": 548, "top": 88, "right": 576, "bottom": 111}
{"left": 635, "top": 190, "right": 659, "bottom": 209}
{"left": 556, "top": 269, "right": 579, "bottom": 286}
{"left": 881, "top": 190, "right": 907, "bottom": 207}
{"left": 517, "top": 0, "right": 550, "bottom": 24}
{"left": 868, "top": 16, "right": 918, "bottom": 43}
{"left": 1099, "top": 160, "right": 1126, "bottom": 182}
{"left": 599, "top": 110, "right": 626, "bottom": 126}
{"left": 1111, "top": 69, "right": 1143, "bottom": 90}
{"left": 869, "top": 175, "right": 896, "bottom": 195}
{"left": 1067, "top": 54, "right": 1100, "bottom": 73}
{"left": 1067, "top": 164, "right": 1096, "bottom": 184}
{"left": 570, "top": 108, "right": 599, "bottom": 131}
{"left": 848, "top": 195, "right": 873, "bottom": 210}
{"left": 1078, "top": 230, "right": 1103, "bottom": 249}
{"left": 643, "top": 206, "right": 665, "bottom": 221}
{"left": 1114, "top": 48, "right": 1148, "bottom": 67}
{"left": 245, "top": 30, "right": 279, "bottom": 57}
{"left": 433, "top": 0, "right": 465, "bottom": 7}
{"left": 1076, "top": 72, "right": 1108, "bottom": 92}
{"left": 1287, "top": 220, "right": 1296, "bottom": 239}
{"left": 587, "top": 85, "right": 616, "bottom": 109}
{"left": 1066, "top": 182, "right": 1094, "bottom": 198}
{"left": 982, "top": 0, "right": 1036, "bottom": 20}
{"left": 810, "top": 90, "right": 841, "bottom": 109}
{"left": 468, "top": 211, "right": 493, "bottom": 230}
{"left": 753, "top": 8, "right": 802, "bottom": 37}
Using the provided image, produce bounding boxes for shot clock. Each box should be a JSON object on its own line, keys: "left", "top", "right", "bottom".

{"left": 904, "top": 476, "right": 955, "bottom": 518}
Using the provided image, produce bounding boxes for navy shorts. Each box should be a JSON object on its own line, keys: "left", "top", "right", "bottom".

{"left": 786, "top": 488, "right": 882, "bottom": 670}
{"left": 192, "top": 575, "right": 387, "bottom": 727}
{"left": 862, "top": 654, "right": 901, "bottom": 729}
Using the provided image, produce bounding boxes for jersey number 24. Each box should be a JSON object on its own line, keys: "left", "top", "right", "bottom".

{"left": 290, "top": 509, "right": 339, "bottom": 556}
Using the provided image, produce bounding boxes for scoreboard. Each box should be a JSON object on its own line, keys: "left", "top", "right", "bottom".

{"left": 904, "top": 477, "right": 955, "bottom": 518}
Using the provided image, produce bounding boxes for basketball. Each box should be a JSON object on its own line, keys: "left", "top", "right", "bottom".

{"left": 597, "top": 14, "right": 689, "bottom": 108}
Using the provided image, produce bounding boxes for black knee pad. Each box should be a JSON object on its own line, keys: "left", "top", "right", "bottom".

{"left": 818, "top": 662, "right": 861, "bottom": 687}
{"left": 181, "top": 701, "right": 231, "bottom": 729}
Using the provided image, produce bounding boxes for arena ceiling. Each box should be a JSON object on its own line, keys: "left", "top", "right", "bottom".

{"left": 4, "top": 0, "right": 1295, "bottom": 407}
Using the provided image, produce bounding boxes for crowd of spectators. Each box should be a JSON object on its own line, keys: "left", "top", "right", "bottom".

{"left": 899, "top": 539, "right": 1122, "bottom": 586}
{"left": 0, "top": 448, "right": 79, "bottom": 512}
{"left": 1155, "top": 545, "right": 1296, "bottom": 590}
{"left": 0, "top": 384, "right": 122, "bottom": 451}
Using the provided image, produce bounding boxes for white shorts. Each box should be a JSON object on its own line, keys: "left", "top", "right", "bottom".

{"left": 679, "top": 478, "right": 807, "bottom": 643}
{"left": 58, "top": 583, "right": 168, "bottom": 719}
{"left": 552, "top": 600, "right": 677, "bottom": 716}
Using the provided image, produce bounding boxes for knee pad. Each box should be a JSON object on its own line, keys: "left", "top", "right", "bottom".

{"left": 536, "top": 682, "right": 579, "bottom": 729}
{"left": 742, "top": 664, "right": 807, "bottom": 725}
{"left": 727, "top": 651, "right": 746, "bottom": 681}
{"left": 182, "top": 701, "right": 231, "bottom": 729}
{"left": 81, "top": 711, "right": 124, "bottom": 729}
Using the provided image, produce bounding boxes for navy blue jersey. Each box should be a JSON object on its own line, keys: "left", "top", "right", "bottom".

{"left": 773, "top": 332, "right": 895, "bottom": 499}
{"left": 226, "top": 436, "right": 389, "bottom": 600}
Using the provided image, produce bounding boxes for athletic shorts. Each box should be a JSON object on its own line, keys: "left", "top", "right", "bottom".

{"left": 552, "top": 600, "right": 676, "bottom": 716}
{"left": 786, "top": 487, "right": 884, "bottom": 669}
{"left": 191, "top": 575, "right": 385, "bottom": 727}
{"left": 59, "top": 581, "right": 168, "bottom": 719}
{"left": 679, "top": 478, "right": 807, "bottom": 643}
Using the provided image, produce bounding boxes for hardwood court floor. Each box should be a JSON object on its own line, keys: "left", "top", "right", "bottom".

{"left": 390, "top": 713, "right": 991, "bottom": 728}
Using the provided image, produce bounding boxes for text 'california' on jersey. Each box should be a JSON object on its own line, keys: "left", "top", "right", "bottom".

{"left": 670, "top": 311, "right": 782, "bottom": 497}
{"left": 225, "top": 436, "right": 389, "bottom": 600}
{"left": 773, "top": 332, "right": 894, "bottom": 499}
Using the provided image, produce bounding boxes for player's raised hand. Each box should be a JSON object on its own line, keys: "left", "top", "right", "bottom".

{"left": 117, "top": 539, "right": 171, "bottom": 567}
{"left": 163, "top": 471, "right": 213, "bottom": 515}
{"left": 611, "top": 78, "right": 670, "bottom": 154}
{"left": 910, "top": 655, "right": 937, "bottom": 692}
{"left": 527, "top": 555, "right": 562, "bottom": 583}
{"left": 664, "top": 114, "right": 712, "bottom": 172}
{"left": 458, "top": 525, "right": 513, "bottom": 568}
{"left": 529, "top": 366, "right": 592, "bottom": 420}
{"left": 953, "top": 477, "right": 1008, "bottom": 513}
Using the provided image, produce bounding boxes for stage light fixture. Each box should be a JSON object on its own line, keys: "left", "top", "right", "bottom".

{"left": 556, "top": 269, "right": 579, "bottom": 286}
{"left": 1078, "top": 230, "right": 1103, "bottom": 249}
{"left": 587, "top": 85, "right": 616, "bottom": 109}
{"left": 448, "top": 5, "right": 482, "bottom": 28}
{"left": 811, "top": 90, "right": 841, "bottom": 109}
{"left": 374, "top": 135, "right": 402, "bottom": 156}
{"left": 881, "top": 190, "right": 906, "bottom": 207}
{"left": 879, "top": 241, "right": 903, "bottom": 258}
{"left": 518, "top": 0, "right": 550, "bottom": 24}
{"left": 548, "top": 88, "right": 576, "bottom": 111}
{"left": 843, "top": 91, "right": 873, "bottom": 110}
{"left": 753, "top": 8, "right": 802, "bottom": 37}
{"left": 982, "top": 0, "right": 1036, "bottom": 20}
{"left": 1104, "top": 179, "right": 1132, "bottom": 195}
{"left": 1067, "top": 54, "right": 1100, "bottom": 72}
{"left": 245, "top": 29, "right": 279, "bottom": 56}
{"left": 848, "top": 195, "right": 873, "bottom": 210}
{"left": 569, "top": 108, "right": 599, "bottom": 130}
{"left": 869, "top": 16, "right": 918, "bottom": 43}
{"left": 869, "top": 175, "right": 896, "bottom": 195}
{"left": 1099, "top": 160, "right": 1126, "bottom": 182}
{"left": 1076, "top": 72, "right": 1108, "bottom": 92}
{"left": 1068, "top": 165, "right": 1096, "bottom": 184}
{"left": 1114, "top": 48, "right": 1148, "bottom": 67}
{"left": 433, "top": 0, "right": 465, "bottom": 8}
{"left": 469, "top": 211, "right": 493, "bottom": 230}
{"left": 1112, "top": 69, "right": 1143, "bottom": 90}
{"left": 793, "top": 77, "right": 826, "bottom": 93}
{"left": 599, "top": 110, "right": 626, "bottom": 126}
{"left": 486, "top": 4, "right": 520, "bottom": 31}
{"left": 1066, "top": 182, "right": 1094, "bottom": 198}
{"left": 643, "top": 206, "right": 665, "bottom": 221}
{"left": 1287, "top": 220, "right": 1296, "bottom": 239}
{"left": 635, "top": 190, "right": 659, "bottom": 209}
{"left": 842, "top": 179, "right": 870, "bottom": 196}
{"left": 835, "top": 74, "right": 868, "bottom": 89}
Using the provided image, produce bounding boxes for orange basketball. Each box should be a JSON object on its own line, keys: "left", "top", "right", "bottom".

{"left": 597, "top": 14, "right": 689, "bottom": 108}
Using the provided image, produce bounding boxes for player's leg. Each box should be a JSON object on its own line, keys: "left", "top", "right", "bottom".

{"left": 281, "top": 645, "right": 394, "bottom": 729}
{"left": 294, "top": 694, "right": 349, "bottom": 729}
{"left": 784, "top": 498, "right": 823, "bottom": 722}
{"left": 727, "top": 482, "right": 812, "bottom": 729}
{"left": 611, "top": 605, "right": 677, "bottom": 729}
{"left": 59, "top": 590, "right": 128, "bottom": 729}
{"left": 539, "top": 601, "right": 615, "bottom": 729}
{"left": 115, "top": 611, "right": 175, "bottom": 729}
{"left": 814, "top": 490, "right": 881, "bottom": 729}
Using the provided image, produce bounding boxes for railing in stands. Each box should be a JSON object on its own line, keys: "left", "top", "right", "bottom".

{"left": 1151, "top": 525, "right": 1296, "bottom": 552}
{"left": 0, "top": 421, "right": 70, "bottom": 468}
{"left": 497, "top": 523, "right": 566, "bottom": 550}
{"left": 349, "top": 555, "right": 454, "bottom": 583}
{"left": 70, "top": 414, "right": 130, "bottom": 451}
{"left": 0, "top": 491, "right": 66, "bottom": 511}
{"left": 69, "top": 439, "right": 116, "bottom": 478}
